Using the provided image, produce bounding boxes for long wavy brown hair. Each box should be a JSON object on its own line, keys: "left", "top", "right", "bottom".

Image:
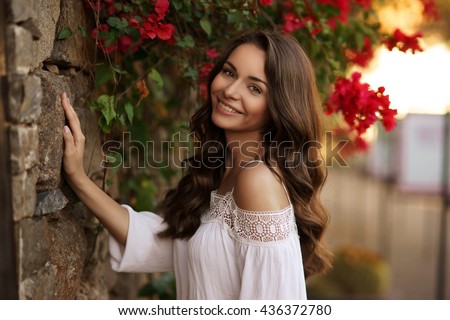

{"left": 159, "top": 30, "right": 332, "bottom": 278}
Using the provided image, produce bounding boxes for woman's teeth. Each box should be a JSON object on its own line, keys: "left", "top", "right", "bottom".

{"left": 219, "top": 102, "right": 240, "bottom": 114}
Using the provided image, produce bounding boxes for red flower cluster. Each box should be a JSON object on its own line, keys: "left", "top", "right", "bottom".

{"left": 332, "top": 128, "right": 370, "bottom": 158}
{"left": 345, "top": 36, "right": 374, "bottom": 67}
{"left": 419, "top": 0, "right": 441, "bottom": 21}
{"left": 325, "top": 72, "right": 397, "bottom": 135}
{"left": 137, "top": 0, "right": 174, "bottom": 41}
{"left": 258, "top": 0, "right": 273, "bottom": 6}
{"left": 88, "top": 0, "right": 174, "bottom": 55}
{"left": 282, "top": 0, "right": 373, "bottom": 36}
{"left": 198, "top": 48, "right": 220, "bottom": 99}
{"left": 384, "top": 29, "right": 423, "bottom": 54}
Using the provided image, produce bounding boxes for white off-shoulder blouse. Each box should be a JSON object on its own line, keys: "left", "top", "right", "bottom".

{"left": 109, "top": 189, "right": 307, "bottom": 299}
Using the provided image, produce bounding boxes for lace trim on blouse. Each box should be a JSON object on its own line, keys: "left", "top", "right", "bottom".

{"left": 203, "top": 190, "right": 298, "bottom": 245}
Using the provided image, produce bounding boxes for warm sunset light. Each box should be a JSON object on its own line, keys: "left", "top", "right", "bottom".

{"left": 359, "top": 42, "right": 450, "bottom": 117}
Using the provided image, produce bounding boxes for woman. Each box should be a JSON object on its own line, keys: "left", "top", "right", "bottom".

{"left": 62, "top": 30, "right": 331, "bottom": 299}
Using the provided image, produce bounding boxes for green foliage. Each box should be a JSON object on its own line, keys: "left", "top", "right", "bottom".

{"left": 139, "top": 272, "right": 176, "bottom": 300}
{"left": 57, "top": 27, "right": 73, "bottom": 40}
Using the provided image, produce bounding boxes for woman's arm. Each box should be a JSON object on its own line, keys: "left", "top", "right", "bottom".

{"left": 61, "top": 92, "right": 129, "bottom": 246}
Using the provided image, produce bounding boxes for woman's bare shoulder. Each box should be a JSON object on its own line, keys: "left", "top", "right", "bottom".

{"left": 233, "top": 161, "right": 290, "bottom": 212}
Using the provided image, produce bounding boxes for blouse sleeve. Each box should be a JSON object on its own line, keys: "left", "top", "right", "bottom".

{"left": 231, "top": 199, "right": 307, "bottom": 300}
{"left": 109, "top": 205, "right": 174, "bottom": 273}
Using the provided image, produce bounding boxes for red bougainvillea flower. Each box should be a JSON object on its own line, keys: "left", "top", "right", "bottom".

{"left": 384, "top": 29, "right": 424, "bottom": 54}
{"left": 345, "top": 36, "right": 374, "bottom": 67}
{"left": 326, "top": 72, "right": 397, "bottom": 134}
{"left": 136, "top": 0, "right": 174, "bottom": 41}
{"left": 128, "top": 18, "right": 140, "bottom": 28}
{"left": 199, "top": 62, "right": 214, "bottom": 99}
{"left": 118, "top": 35, "right": 133, "bottom": 53}
{"left": 156, "top": 23, "right": 175, "bottom": 40}
{"left": 155, "top": 0, "right": 170, "bottom": 18}
{"left": 206, "top": 48, "right": 220, "bottom": 59}
{"left": 282, "top": 12, "right": 303, "bottom": 33}
{"left": 419, "top": 0, "right": 441, "bottom": 21}
{"left": 259, "top": 0, "right": 273, "bottom": 6}
{"left": 332, "top": 128, "right": 370, "bottom": 159}
{"left": 317, "top": 0, "right": 351, "bottom": 25}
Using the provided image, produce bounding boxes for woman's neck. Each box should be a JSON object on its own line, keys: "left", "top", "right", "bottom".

{"left": 224, "top": 131, "right": 265, "bottom": 169}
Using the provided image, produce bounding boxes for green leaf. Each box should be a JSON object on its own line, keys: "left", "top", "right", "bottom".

{"left": 328, "top": 59, "right": 341, "bottom": 71}
{"left": 106, "top": 16, "right": 128, "bottom": 30}
{"left": 125, "top": 102, "right": 134, "bottom": 124}
{"left": 57, "top": 27, "right": 73, "bottom": 40}
{"left": 106, "top": 152, "right": 123, "bottom": 174}
{"left": 200, "top": 18, "right": 212, "bottom": 36}
{"left": 176, "top": 35, "right": 195, "bottom": 48}
{"left": 94, "top": 64, "right": 115, "bottom": 87}
{"left": 97, "top": 116, "right": 112, "bottom": 133}
{"left": 118, "top": 114, "right": 126, "bottom": 127}
{"left": 77, "top": 24, "right": 87, "bottom": 38}
{"left": 149, "top": 68, "right": 163, "bottom": 89}
{"left": 95, "top": 94, "right": 116, "bottom": 125}
{"left": 183, "top": 67, "right": 198, "bottom": 80}
{"left": 172, "top": 0, "right": 183, "bottom": 10}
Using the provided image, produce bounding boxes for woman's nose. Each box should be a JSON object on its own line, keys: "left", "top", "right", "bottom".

{"left": 223, "top": 80, "right": 240, "bottom": 100}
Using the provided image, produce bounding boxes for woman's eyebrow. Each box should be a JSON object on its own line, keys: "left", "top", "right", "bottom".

{"left": 224, "top": 61, "right": 268, "bottom": 87}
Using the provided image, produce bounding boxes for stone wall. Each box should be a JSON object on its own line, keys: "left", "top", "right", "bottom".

{"left": 6, "top": 0, "right": 146, "bottom": 299}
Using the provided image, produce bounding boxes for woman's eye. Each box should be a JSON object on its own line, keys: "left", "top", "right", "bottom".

{"left": 249, "top": 85, "right": 262, "bottom": 94}
{"left": 222, "top": 68, "right": 235, "bottom": 78}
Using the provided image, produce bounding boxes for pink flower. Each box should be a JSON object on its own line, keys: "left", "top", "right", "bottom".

{"left": 206, "top": 48, "right": 220, "bottom": 59}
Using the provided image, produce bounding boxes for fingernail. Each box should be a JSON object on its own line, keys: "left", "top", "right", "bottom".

{"left": 62, "top": 92, "right": 67, "bottom": 100}
{"left": 64, "top": 125, "right": 70, "bottom": 134}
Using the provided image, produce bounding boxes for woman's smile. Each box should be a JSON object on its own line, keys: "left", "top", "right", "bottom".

{"left": 217, "top": 100, "right": 243, "bottom": 115}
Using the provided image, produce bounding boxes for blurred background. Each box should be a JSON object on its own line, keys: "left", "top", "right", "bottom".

{"left": 313, "top": 0, "right": 450, "bottom": 299}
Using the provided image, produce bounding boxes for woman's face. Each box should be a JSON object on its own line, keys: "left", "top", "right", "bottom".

{"left": 210, "top": 43, "right": 270, "bottom": 141}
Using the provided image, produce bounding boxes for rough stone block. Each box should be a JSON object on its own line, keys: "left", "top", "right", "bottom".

{"left": 9, "top": 0, "right": 36, "bottom": 23}
{"left": 8, "top": 75, "right": 42, "bottom": 124}
{"left": 18, "top": 216, "right": 52, "bottom": 279}
{"left": 50, "top": 0, "right": 95, "bottom": 68}
{"left": 8, "top": 0, "right": 41, "bottom": 39}
{"left": 9, "top": 124, "right": 38, "bottom": 174}
{"left": 47, "top": 210, "right": 88, "bottom": 299}
{"left": 12, "top": 167, "right": 38, "bottom": 221}
{"left": 35, "top": 70, "right": 66, "bottom": 192}
{"left": 19, "top": 262, "right": 57, "bottom": 299}
{"left": 35, "top": 69, "right": 102, "bottom": 192}
{"left": 6, "top": 25, "right": 33, "bottom": 75}
{"left": 29, "top": 0, "right": 60, "bottom": 69}
{"left": 35, "top": 189, "right": 69, "bottom": 216}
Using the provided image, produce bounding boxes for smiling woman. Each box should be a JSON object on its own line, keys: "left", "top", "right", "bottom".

{"left": 211, "top": 43, "right": 271, "bottom": 141}
{"left": 62, "top": 30, "right": 331, "bottom": 300}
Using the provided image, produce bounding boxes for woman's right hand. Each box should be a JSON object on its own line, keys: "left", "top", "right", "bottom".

{"left": 60, "top": 92, "right": 130, "bottom": 246}
{"left": 61, "top": 92, "right": 87, "bottom": 184}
